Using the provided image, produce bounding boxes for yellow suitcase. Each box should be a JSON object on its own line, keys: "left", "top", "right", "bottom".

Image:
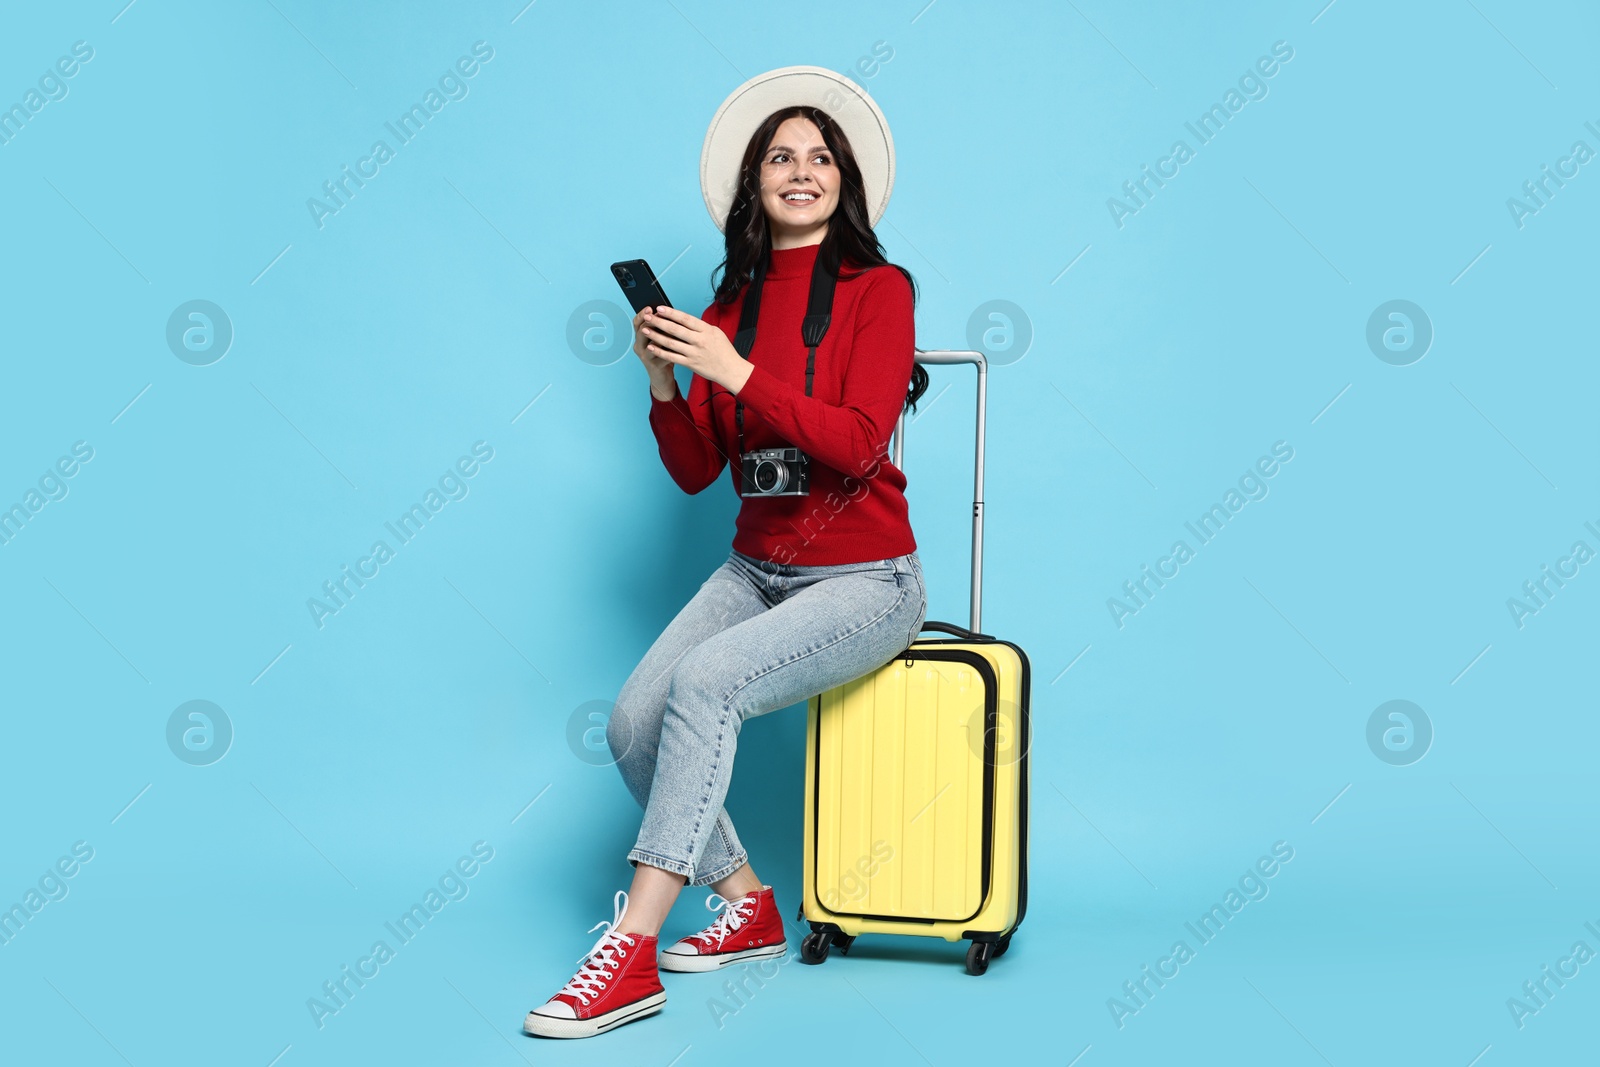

{"left": 798, "top": 350, "right": 1031, "bottom": 975}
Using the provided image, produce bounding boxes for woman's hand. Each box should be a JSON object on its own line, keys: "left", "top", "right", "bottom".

{"left": 637, "top": 306, "right": 754, "bottom": 395}
{"left": 627, "top": 308, "right": 678, "bottom": 396}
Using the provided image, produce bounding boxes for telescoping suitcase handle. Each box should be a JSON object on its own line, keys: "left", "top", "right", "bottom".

{"left": 889, "top": 349, "right": 988, "bottom": 635}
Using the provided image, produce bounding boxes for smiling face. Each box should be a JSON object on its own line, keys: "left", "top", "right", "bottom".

{"left": 757, "top": 116, "right": 840, "bottom": 249}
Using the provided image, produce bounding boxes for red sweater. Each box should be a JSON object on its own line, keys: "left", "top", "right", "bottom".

{"left": 648, "top": 242, "right": 918, "bottom": 566}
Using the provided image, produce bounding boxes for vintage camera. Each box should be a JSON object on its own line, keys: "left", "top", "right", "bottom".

{"left": 740, "top": 447, "right": 811, "bottom": 496}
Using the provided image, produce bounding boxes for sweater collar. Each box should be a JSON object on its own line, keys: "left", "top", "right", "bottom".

{"left": 765, "top": 241, "right": 822, "bottom": 280}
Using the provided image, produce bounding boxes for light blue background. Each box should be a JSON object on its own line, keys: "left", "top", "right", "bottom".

{"left": 1, "top": 1, "right": 1595, "bottom": 1064}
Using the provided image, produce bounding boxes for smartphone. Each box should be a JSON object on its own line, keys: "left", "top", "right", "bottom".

{"left": 610, "top": 260, "right": 673, "bottom": 315}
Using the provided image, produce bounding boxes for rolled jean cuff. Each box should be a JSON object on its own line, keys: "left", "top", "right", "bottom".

{"left": 626, "top": 848, "right": 695, "bottom": 881}
{"left": 688, "top": 849, "right": 749, "bottom": 889}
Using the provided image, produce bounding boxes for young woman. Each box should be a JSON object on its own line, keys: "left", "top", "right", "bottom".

{"left": 525, "top": 68, "right": 928, "bottom": 1039}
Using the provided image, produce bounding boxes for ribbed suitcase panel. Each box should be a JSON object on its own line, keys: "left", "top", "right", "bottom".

{"left": 815, "top": 657, "right": 987, "bottom": 921}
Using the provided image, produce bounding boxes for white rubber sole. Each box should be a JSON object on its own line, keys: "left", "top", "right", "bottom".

{"left": 522, "top": 990, "right": 666, "bottom": 1039}
{"left": 657, "top": 941, "right": 788, "bottom": 972}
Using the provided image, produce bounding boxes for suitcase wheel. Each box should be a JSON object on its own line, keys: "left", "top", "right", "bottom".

{"left": 800, "top": 930, "right": 832, "bottom": 964}
{"left": 966, "top": 940, "right": 995, "bottom": 976}
{"left": 800, "top": 927, "right": 855, "bottom": 964}
{"left": 994, "top": 933, "right": 1012, "bottom": 958}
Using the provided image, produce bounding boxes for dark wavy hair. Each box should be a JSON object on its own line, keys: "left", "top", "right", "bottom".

{"left": 708, "top": 104, "right": 930, "bottom": 414}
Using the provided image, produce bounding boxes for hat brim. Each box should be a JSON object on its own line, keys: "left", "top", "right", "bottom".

{"left": 700, "top": 65, "right": 894, "bottom": 234}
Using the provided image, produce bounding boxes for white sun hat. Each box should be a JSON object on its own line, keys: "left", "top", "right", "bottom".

{"left": 700, "top": 65, "right": 895, "bottom": 233}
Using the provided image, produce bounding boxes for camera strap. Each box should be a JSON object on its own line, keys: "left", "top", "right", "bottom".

{"left": 730, "top": 247, "right": 837, "bottom": 486}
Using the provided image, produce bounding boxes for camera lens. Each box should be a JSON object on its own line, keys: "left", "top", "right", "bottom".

{"left": 754, "top": 459, "right": 785, "bottom": 493}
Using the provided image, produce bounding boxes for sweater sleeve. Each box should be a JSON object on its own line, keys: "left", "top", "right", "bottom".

{"left": 731, "top": 266, "right": 914, "bottom": 477}
{"left": 647, "top": 367, "right": 730, "bottom": 494}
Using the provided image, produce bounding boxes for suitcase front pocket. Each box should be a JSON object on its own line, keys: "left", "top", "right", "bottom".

{"left": 811, "top": 648, "right": 998, "bottom": 923}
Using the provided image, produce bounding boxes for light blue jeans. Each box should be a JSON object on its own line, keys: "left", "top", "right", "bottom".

{"left": 608, "top": 548, "right": 927, "bottom": 887}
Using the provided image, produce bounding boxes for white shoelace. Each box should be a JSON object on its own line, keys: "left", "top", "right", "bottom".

{"left": 555, "top": 890, "right": 638, "bottom": 1005}
{"left": 690, "top": 891, "right": 755, "bottom": 948}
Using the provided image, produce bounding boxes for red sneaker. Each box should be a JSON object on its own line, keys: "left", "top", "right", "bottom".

{"left": 658, "top": 885, "right": 788, "bottom": 972}
{"left": 523, "top": 891, "right": 666, "bottom": 1039}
